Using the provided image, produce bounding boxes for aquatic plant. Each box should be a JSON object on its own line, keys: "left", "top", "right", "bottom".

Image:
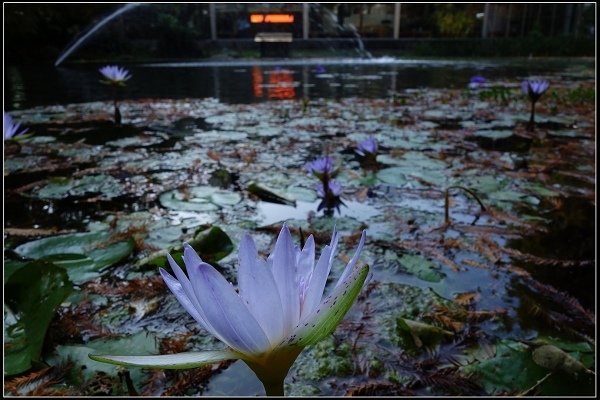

{"left": 99, "top": 65, "right": 131, "bottom": 126}
{"left": 90, "top": 225, "right": 369, "bottom": 396}
{"left": 468, "top": 75, "right": 486, "bottom": 89}
{"left": 99, "top": 65, "right": 132, "bottom": 85}
{"left": 306, "top": 156, "right": 342, "bottom": 214}
{"left": 305, "top": 156, "right": 335, "bottom": 177}
{"left": 314, "top": 65, "right": 326, "bottom": 74}
{"left": 4, "top": 112, "right": 28, "bottom": 140}
{"left": 355, "top": 136, "right": 378, "bottom": 157}
{"left": 522, "top": 79, "right": 550, "bottom": 131}
{"left": 316, "top": 179, "right": 345, "bottom": 214}
{"left": 355, "top": 136, "right": 380, "bottom": 172}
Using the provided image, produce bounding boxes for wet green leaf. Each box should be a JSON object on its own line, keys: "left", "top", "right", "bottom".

{"left": 399, "top": 254, "right": 446, "bottom": 282}
{"left": 36, "top": 174, "right": 123, "bottom": 199}
{"left": 48, "top": 331, "right": 159, "bottom": 384}
{"left": 4, "top": 261, "right": 73, "bottom": 375}
{"left": 14, "top": 231, "right": 134, "bottom": 284}
{"left": 138, "top": 225, "right": 233, "bottom": 268}
{"left": 247, "top": 181, "right": 296, "bottom": 206}
{"left": 474, "top": 130, "right": 514, "bottom": 139}
{"left": 396, "top": 318, "right": 453, "bottom": 349}
{"left": 4, "top": 259, "right": 26, "bottom": 283}
{"left": 532, "top": 345, "right": 591, "bottom": 375}
{"left": 376, "top": 167, "right": 408, "bottom": 186}
{"left": 188, "top": 226, "right": 234, "bottom": 263}
{"left": 159, "top": 185, "right": 241, "bottom": 211}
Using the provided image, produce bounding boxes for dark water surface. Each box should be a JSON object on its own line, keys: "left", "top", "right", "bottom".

{"left": 5, "top": 57, "right": 593, "bottom": 110}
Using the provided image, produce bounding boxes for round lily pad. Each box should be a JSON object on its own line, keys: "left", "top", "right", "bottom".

{"left": 159, "top": 185, "right": 242, "bottom": 211}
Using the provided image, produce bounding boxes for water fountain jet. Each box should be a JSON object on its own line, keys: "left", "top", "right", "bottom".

{"left": 54, "top": 3, "right": 142, "bottom": 67}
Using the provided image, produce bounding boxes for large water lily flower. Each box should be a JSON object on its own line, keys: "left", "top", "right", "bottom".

{"left": 4, "top": 112, "right": 28, "bottom": 140}
{"left": 99, "top": 65, "right": 132, "bottom": 86}
{"left": 521, "top": 79, "right": 550, "bottom": 131}
{"left": 90, "top": 225, "right": 369, "bottom": 396}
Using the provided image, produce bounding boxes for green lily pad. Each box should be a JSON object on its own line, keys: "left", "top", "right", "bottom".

{"left": 159, "top": 186, "right": 242, "bottom": 211}
{"left": 14, "top": 231, "right": 134, "bottom": 284}
{"left": 474, "top": 130, "right": 514, "bottom": 140}
{"left": 398, "top": 254, "right": 446, "bottom": 282}
{"left": 36, "top": 174, "right": 123, "bottom": 200}
{"left": 4, "top": 259, "right": 26, "bottom": 283}
{"left": 4, "top": 261, "right": 73, "bottom": 375}
{"left": 462, "top": 340, "right": 595, "bottom": 395}
{"left": 285, "top": 186, "right": 318, "bottom": 202}
{"left": 376, "top": 167, "right": 408, "bottom": 186}
{"left": 396, "top": 317, "right": 453, "bottom": 349}
{"left": 138, "top": 225, "right": 234, "bottom": 269}
{"left": 47, "top": 331, "right": 158, "bottom": 385}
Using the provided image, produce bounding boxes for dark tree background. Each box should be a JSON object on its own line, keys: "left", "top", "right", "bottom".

{"left": 4, "top": 4, "right": 117, "bottom": 63}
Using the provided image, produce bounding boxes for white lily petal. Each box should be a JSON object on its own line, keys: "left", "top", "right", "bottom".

{"left": 284, "top": 264, "right": 369, "bottom": 348}
{"left": 238, "top": 233, "right": 285, "bottom": 346}
{"left": 334, "top": 230, "right": 366, "bottom": 288}
{"left": 159, "top": 268, "right": 212, "bottom": 332}
{"left": 270, "top": 224, "right": 301, "bottom": 331}
{"left": 301, "top": 244, "right": 333, "bottom": 318}
{"left": 89, "top": 350, "right": 240, "bottom": 369}
{"left": 328, "top": 227, "right": 340, "bottom": 266}
{"left": 183, "top": 243, "right": 203, "bottom": 268}
{"left": 297, "top": 235, "right": 315, "bottom": 301}
{"left": 188, "top": 261, "right": 271, "bottom": 354}
{"left": 297, "top": 235, "right": 315, "bottom": 277}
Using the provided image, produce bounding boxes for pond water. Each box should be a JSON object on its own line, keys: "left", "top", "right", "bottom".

{"left": 3, "top": 57, "right": 596, "bottom": 396}
{"left": 5, "top": 57, "right": 592, "bottom": 109}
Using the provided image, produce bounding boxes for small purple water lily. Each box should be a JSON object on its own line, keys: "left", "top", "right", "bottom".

{"left": 4, "top": 112, "right": 28, "bottom": 140}
{"left": 305, "top": 156, "right": 335, "bottom": 176}
{"left": 314, "top": 64, "right": 326, "bottom": 74}
{"left": 90, "top": 225, "right": 369, "bottom": 396}
{"left": 521, "top": 79, "right": 550, "bottom": 131}
{"left": 521, "top": 79, "right": 550, "bottom": 99}
{"left": 99, "top": 65, "right": 131, "bottom": 126}
{"left": 99, "top": 65, "right": 132, "bottom": 85}
{"left": 316, "top": 179, "right": 342, "bottom": 198}
{"left": 468, "top": 75, "right": 486, "bottom": 89}
{"left": 355, "top": 136, "right": 378, "bottom": 156}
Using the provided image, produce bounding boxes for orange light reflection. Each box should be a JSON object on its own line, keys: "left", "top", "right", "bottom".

{"left": 252, "top": 66, "right": 263, "bottom": 97}
{"left": 252, "top": 66, "right": 296, "bottom": 100}
{"left": 267, "top": 70, "right": 296, "bottom": 100}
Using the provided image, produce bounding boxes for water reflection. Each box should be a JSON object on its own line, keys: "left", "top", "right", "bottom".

{"left": 251, "top": 66, "right": 297, "bottom": 100}
{"left": 5, "top": 58, "right": 590, "bottom": 110}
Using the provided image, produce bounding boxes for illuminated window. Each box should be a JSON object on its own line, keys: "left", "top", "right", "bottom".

{"left": 250, "top": 14, "right": 294, "bottom": 24}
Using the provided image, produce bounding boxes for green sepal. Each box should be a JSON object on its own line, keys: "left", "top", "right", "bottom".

{"left": 283, "top": 264, "right": 369, "bottom": 348}
{"left": 89, "top": 349, "right": 241, "bottom": 369}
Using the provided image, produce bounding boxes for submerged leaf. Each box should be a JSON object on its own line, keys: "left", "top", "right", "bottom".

{"left": 5, "top": 261, "right": 73, "bottom": 375}
{"left": 532, "top": 345, "right": 591, "bottom": 375}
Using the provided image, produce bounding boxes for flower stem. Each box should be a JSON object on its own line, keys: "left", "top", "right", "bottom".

{"left": 243, "top": 347, "right": 302, "bottom": 397}
{"left": 262, "top": 379, "right": 285, "bottom": 396}
{"left": 528, "top": 100, "right": 536, "bottom": 132}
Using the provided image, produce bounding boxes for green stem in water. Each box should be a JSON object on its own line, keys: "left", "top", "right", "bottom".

{"left": 528, "top": 100, "right": 536, "bottom": 131}
{"left": 243, "top": 347, "right": 302, "bottom": 397}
